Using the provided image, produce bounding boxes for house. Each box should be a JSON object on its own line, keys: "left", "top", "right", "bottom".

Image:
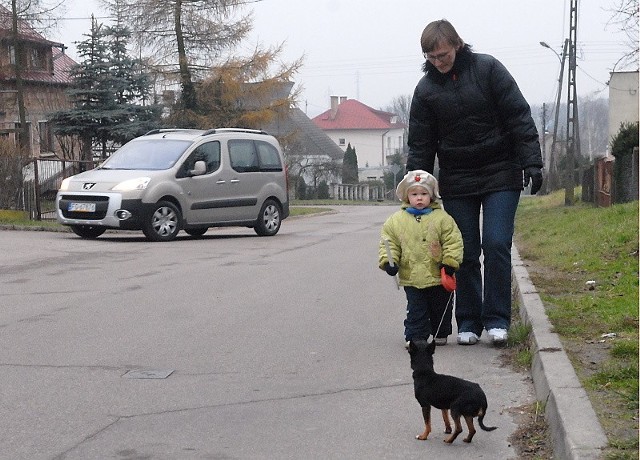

{"left": 608, "top": 71, "right": 639, "bottom": 141}
{"left": 244, "top": 81, "right": 345, "bottom": 198}
{"left": 0, "top": 5, "right": 76, "bottom": 157}
{"left": 266, "top": 105, "right": 346, "bottom": 199}
{"left": 312, "top": 96, "right": 406, "bottom": 182}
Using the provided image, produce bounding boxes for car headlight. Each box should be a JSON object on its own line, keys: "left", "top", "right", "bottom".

{"left": 112, "top": 177, "right": 151, "bottom": 191}
{"left": 59, "top": 178, "right": 70, "bottom": 191}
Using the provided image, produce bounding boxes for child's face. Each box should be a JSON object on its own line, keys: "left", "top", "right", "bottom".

{"left": 407, "top": 186, "right": 431, "bottom": 209}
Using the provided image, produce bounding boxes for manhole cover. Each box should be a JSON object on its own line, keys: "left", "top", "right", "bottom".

{"left": 124, "top": 369, "right": 174, "bottom": 379}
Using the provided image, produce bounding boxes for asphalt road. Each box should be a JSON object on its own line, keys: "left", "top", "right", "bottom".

{"left": 0, "top": 206, "right": 535, "bottom": 459}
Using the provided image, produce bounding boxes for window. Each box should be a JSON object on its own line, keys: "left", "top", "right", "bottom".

{"left": 8, "top": 45, "right": 15, "bottom": 65}
{"left": 29, "top": 48, "right": 46, "bottom": 70}
{"left": 39, "top": 121, "right": 54, "bottom": 153}
{"left": 338, "top": 138, "right": 346, "bottom": 146}
{"left": 256, "top": 141, "right": 282, "bottom": 171}
{"left": 178, "top": 141, "right": 220, "bottom": 177}
{"left": 229, "top": 139, "right": 259, "bottom": 172}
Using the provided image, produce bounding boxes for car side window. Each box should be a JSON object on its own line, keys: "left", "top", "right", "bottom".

{"left": 229, "top": 139, "right": 259, "bottom": 172}
{"left": 256, "top": 141, "right": 283, "bottom": 171}
{"left": 178, "top": 141, "right": 220, "bottom": 177}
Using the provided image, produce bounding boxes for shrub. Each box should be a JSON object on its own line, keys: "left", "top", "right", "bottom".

{"left": 610, "top": 122, "right": 639, "bottom": 158}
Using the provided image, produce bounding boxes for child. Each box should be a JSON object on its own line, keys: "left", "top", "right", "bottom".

{"left": 379, "top": 170, "right": 463, "bottom": 347}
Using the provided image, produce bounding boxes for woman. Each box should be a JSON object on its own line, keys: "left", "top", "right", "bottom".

{"left": 405, "top": 19, "right": 543, "bottom": 346}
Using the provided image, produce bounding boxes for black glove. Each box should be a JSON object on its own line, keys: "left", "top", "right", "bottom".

{"left": 524, "top": 167, "right": 543, "bottom": 195}
{"left": 383, "top": 262, "right": 399, "bottom": 276}
{"left": 440, "top": 264, "right": 455, "bottom": 276}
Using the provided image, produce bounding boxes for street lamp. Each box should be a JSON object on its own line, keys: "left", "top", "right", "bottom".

{"left": 539, "top": 39, "right": 569, "bottom": 193}
{"left": 539, "top": 41, "right": 562, "bottom": 64}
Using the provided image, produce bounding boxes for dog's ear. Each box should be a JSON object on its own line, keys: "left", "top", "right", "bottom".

{"left": 410, "top": 338, "right": 429, "bottom": 352}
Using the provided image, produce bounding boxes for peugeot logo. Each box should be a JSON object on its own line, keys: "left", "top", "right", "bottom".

{"left": 82, "top": 183, "right": 96, "bottom": 190}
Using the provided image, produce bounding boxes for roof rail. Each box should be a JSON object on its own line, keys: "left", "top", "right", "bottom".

{"left": 201, "top": 128, "right": 269, "bottom": 136}
{"left": 144, "top": 128, "right": 201, "bottom": 136}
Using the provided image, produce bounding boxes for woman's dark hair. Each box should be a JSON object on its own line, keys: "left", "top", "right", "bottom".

{"left": 420, "top": 19, "right": 465, "bottom": 53}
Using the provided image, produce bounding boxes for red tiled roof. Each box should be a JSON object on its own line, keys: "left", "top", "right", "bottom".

{"left": 0, "top": 5, "right": 76, "bottom": 85}
{"left": 0, "top": 5, "right": 63, "bottom": 46}
{"left": 312, "top": 99, "right": 405, "bottom": 130}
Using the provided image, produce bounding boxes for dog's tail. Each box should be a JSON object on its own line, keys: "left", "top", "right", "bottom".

{"left": 478, "top": 412, "right": 498, "bottom": 432}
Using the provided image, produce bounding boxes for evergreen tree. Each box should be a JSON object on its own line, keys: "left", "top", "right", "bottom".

{"left": 50, "top": 17, "right": 160, "bottom": 161}
{"left": 318, "top": 180, "right": 330, "bottom": 199}
{"left": 342, "top": 143, "right": 359, "bottom": 184}
{"left": 101, "top": 21, "right": 161, "bottom": 148}
{"left": 50, "top": 17, "right": 110, "bottom": 163}
{"left": 383, "top": 153, "right": 404, "bottom": 192}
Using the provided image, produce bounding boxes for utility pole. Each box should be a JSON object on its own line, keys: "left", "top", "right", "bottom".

{"left": 540, "top": 39, "right": 569, "bottom": 193}
{"left": 541, "top": 103, "right": 547, "bottom": 167}
{"left": 565, "top": 0, "right": 579, "bottom": 206}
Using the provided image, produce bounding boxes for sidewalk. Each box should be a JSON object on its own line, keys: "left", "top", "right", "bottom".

{"left": 512, "top": 246, "right": 608, "bottom": 459}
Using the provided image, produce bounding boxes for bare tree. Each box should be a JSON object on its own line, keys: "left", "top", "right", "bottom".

{"left": 607, "top": 0, "right": 639, "bottom": 71}
{"left": 101, "top": 0, "right": 256, "bottom": 111}
{"left": 384, "top": 94, "right": 411, "bottom": 154}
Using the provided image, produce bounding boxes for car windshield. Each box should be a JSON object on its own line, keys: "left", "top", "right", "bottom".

{"left": 101, "top": 139, "right": 193, "bottom": 170}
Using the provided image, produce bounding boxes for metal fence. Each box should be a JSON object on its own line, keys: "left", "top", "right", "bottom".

{"left": 24, "top": 157, "right": 96, "bottom": 220}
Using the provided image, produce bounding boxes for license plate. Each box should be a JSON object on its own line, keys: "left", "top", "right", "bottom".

{"left": 68, "top": 202, "right": 96, "bottom": 212}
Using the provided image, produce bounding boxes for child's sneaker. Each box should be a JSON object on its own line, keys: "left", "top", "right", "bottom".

{"left": 434, "top": 337, "right": 448, "bottom": 346}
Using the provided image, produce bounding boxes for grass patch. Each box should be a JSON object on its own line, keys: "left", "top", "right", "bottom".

{"left": 514, "top": 190, "right": 639, "bottom": 458}
{"left": 290, "top": 206, "right": 332, "bottom": 217}
{"left": 0, "top": 209, "right": 29, "bottom": 221}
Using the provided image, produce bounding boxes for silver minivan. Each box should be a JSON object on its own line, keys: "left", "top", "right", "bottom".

{"left": 56, "top": 128, "right": 289, "bottom": 241}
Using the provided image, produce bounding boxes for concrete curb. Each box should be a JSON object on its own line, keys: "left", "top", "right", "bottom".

{"left": 512, "top": 246, "right": 608, "bottom": 459}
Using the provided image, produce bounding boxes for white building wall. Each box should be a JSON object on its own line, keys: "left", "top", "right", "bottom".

{"left": 608, "top": 71, "right": 639, "bottom": 141}
{"left": 324, "top": 127, "right": 405, "bottom": 169}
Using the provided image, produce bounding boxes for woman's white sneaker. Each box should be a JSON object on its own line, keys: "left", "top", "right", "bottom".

{"left": 456, "top": 332, "right": 479, "bottom": 345}
{"left": 488, "top": 328, "right": 508, "bottom": 344}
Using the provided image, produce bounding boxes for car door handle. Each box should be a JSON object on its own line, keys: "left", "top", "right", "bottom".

{"left": 230, "top": 179, "right": 240, "bottom": 183}
{"left": 216, "top": 180, "right": 226, "bottom": 184}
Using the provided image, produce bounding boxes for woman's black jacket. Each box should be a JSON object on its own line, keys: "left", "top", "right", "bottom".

{"left": 406, "top": 46, "right": 543, "bottom": 198}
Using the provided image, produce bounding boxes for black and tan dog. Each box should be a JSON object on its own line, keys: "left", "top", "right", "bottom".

{"left": 408, "top": 338, "right": 497, "bottom": 443}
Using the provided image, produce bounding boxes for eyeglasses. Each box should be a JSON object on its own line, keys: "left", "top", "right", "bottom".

{"left": 423, "top": 49, "right": 453, "bottom": 63}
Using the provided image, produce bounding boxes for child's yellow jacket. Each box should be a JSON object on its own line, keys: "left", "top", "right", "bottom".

{"left": 379, "top": 202, "right": 463, "bottom": 289}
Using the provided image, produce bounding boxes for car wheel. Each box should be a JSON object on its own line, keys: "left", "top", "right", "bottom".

{"left": 142, "top": 201, "right": 181, "bottom": 242}
{"left": 70, "top": 225, "right": 106, "bottom": 239}
{"left": 185, "top": 227, "right": 208, "bottom": 237}
{"left": 254, "top": 199, "right": 281, "bottom": 236}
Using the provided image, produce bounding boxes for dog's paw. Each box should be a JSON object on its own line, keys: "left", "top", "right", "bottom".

{"left": 416, "top": 433, "right": 429, "bottom": 441}
{"left": 444, "top": 427, "right": 452, "bottom": 434}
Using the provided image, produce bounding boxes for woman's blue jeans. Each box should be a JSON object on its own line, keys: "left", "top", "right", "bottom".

{"left": 442, "top": 191, "right": 520, "bottom": 336}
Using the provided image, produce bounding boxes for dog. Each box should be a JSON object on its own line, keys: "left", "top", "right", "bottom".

{"left": 408, "top": 338, "right": 497, "bottom": 443}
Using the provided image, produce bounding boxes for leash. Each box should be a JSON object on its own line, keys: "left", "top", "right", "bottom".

{"left": 433, "top": 290, "right": 455, "bottom": 340}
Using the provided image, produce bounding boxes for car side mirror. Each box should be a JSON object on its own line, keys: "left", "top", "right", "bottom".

{"left": 190, "top": 160, "right": 206, "bottom": 176}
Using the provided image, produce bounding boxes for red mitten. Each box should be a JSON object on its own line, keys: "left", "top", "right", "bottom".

{"left": 441, "top": 266, "right": 457, "bottom": 292}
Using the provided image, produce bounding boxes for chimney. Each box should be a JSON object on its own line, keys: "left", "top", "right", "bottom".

{"left": 330, "top": 96, "right": 339, "bottom": 118}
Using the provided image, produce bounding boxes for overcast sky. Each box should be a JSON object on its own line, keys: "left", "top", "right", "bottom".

{"left": 49, "top": 0, "right": 635, "bottom": 118}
